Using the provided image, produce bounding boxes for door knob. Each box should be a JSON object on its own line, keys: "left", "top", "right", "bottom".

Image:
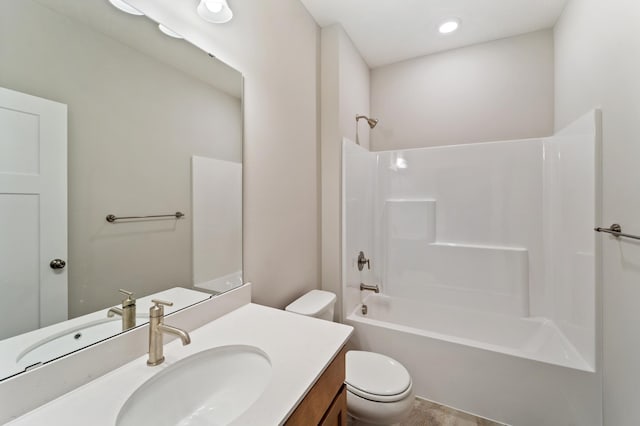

{"left": 50, "top": 259, "right": 66, "bottom": 270}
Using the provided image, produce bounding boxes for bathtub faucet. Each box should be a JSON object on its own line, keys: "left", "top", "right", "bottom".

{"left": 360, "top": 283, "right": 380, "bottom": 293}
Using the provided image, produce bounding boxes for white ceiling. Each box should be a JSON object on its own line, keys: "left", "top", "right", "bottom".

{"left": 300, "top": 0, "right": 568, "bottom": 68}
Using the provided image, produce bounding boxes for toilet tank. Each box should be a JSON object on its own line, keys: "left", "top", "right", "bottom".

{"left": 285, "top": 290, "right": 336, "bottom": 321}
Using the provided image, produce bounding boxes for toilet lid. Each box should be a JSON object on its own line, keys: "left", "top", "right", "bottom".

{"left": 346, "top": 351, "right": 412, "bottom": 402}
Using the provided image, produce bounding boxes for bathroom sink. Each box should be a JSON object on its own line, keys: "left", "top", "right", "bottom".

{"left": 16, "top": 318, "right": 135, "bottom": 368}
{"left": 116, "top": 345, "right": 272, "bottom": 426}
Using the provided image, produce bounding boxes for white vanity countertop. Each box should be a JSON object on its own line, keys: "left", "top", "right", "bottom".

{"left": 7, "top": 303, "right": 353, "bottom": 426}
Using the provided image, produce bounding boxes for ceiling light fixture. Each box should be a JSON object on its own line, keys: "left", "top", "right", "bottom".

{"left": 197, "top": 0, "right": 233, "bottom": 24}
{"left": 438, "top": 18, "right": 460, "bottom": 34}
{"left": 158, "top": 24, "right": 183, "bottom": 39}
{"left": 108, "top": 0, "right": 144, "bottom": 16}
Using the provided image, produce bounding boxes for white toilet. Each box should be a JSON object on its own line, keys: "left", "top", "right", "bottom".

{"left": 285, "top": 290, "right": 414, "bottom": 425}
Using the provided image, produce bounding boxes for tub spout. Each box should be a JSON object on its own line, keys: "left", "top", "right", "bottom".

{"left": 360, "top": 283, "right": 380, "bottom": 293}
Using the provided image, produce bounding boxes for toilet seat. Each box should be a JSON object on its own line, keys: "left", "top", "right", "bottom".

{"left": 346, "top": 382, "right": 413, "bottom": 403}
{"left": 346, "top": 351, "right": 412, "bottom": 403}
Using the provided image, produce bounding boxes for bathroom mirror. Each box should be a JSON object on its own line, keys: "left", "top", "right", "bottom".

{"left": 0, "top": 0, "right": 243, "bottom": 380}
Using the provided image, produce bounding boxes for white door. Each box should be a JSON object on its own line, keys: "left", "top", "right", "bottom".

{"left": 0, "top": 87, "right": 67, "bottom": 340}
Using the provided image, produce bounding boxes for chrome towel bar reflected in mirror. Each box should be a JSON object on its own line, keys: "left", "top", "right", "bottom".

{"left": 594, "top": 223, "right": 640, "bottom": 241}
{"left": 106, "top": 212, "right": 185, "bottom": 223}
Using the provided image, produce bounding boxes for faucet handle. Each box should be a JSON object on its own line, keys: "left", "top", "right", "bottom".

{"left": 119, "top": 289, "right": 135, "bottom": 307}
{"left": 151, "top": 299, "right": 173, "bottom": 307}
{"left": 357, "top": 251, "right": 371, "bottom": 271}
{"left": 149, "top": 299, "right": 173, "bottom": 318}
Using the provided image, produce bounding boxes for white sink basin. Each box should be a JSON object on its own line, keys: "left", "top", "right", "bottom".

{"left": 16, "top": 318, "right": 137, "bottom": 368}
{"left": 116, "top": 345, "right": 272, "bottom": 426}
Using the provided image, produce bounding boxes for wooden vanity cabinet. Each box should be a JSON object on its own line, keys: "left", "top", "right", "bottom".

{"left": 319, "top": 385, "right": 347, "bottom": 426}
{"left": 285, "top": 347, "right": 347, "bottom": 426}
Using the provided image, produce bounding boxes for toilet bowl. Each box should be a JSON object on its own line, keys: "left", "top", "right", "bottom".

{"left": 285, "top": 290, "right": 414, "bottom": 425}
{"left": 345, "top": 350, "right": 414, "bottom": 425}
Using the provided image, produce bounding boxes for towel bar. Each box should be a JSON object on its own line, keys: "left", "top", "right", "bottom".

{"left": 106, "top": 212, "right": 185, "bottom": 223}
{"left": 594, "top": 223, "right": 640, "bottom": 241}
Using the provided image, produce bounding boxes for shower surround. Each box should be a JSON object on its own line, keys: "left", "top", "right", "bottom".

{"left": 342, "top": 111, "right": 601, "bottom": 426}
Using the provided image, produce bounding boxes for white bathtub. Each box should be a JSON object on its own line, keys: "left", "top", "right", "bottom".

{"left": 351, "top": 294, "right": 589, "bottom": 371}
{"left": 345, "top": 294, "right": 600, "bottom": 426}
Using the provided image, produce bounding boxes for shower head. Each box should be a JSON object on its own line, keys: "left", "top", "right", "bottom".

{"left": 356, "top": 115, "right": 379, "bottom": 129}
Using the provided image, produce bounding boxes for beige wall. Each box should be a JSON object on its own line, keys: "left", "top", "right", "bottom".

{"left": 129, "top": 0, "right": 321, "bottom": 308}
{"left": 336, "top": 27, "right": 372, "bottom": 150}
{"left": 371, "top": 30, "right": 555, "bottom": 151}
{"left": 320, "top": 25, "right": 370, "bottom": 319}
{"left": 0, "top": 0, "right": 242, "bottom": 317}
{"left": 555, "top": 1, "right": 640, "bottom": 424}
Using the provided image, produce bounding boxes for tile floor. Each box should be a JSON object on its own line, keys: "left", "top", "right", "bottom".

{"left": 348, "top": 397, "right": 506, "bottom": 426}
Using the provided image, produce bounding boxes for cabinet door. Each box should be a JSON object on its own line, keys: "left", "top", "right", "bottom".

{"left": 320, "top": 385, "right": 347, "bottom": 426}
{"left": 286, "top": 347, "right": 346, "bottom": 425}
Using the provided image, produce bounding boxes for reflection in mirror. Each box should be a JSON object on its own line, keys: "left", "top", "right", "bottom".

{"left": 0, "top": 0, "right": 243, "bottom": 380}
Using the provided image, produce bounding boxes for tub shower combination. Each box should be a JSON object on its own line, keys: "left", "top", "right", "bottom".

{"left": 342, "top": 111, "right": 601, "bottom": 426}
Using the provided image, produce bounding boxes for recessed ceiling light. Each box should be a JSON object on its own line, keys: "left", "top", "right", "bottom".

{"left": 197, "top": 0, "right": 233, "bottom": 24}
{"left": 158, "top": 24, "right": 183, "bottom": 39}
{"left": 438, "top": 19, "right": 460, "bottom": 34}
{"left": 205, "top": 1, "right": 224, "bottom": 13}
{"left": 108, "top": 0, "right": 144, "bottom": 16}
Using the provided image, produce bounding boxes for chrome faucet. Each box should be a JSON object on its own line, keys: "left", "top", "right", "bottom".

{"left": 147, "top": 299, "right": 191, "bottom": 366}
{"left": 360, "top": 283, "right": 380, "bottom": 293}
{"left": 359, "top": 283, "right": 379, "bottom": 316}
{"left": 107, "top": 289, "right": 136, "bottom": 331}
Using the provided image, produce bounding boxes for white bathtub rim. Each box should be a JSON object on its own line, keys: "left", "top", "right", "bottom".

{"left": 346, "top": 310, "right": 594, "bottom": 373}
